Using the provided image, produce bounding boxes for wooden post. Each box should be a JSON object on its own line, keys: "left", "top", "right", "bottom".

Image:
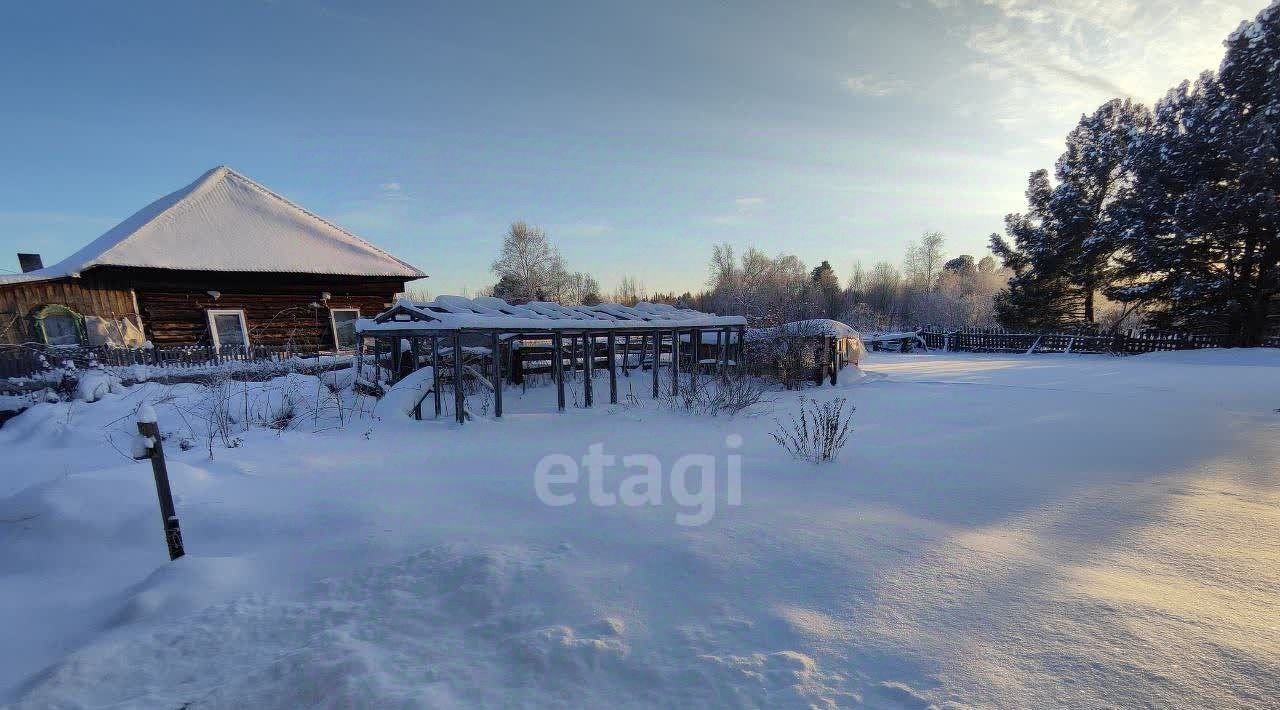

{"left": 411, "top": 337, "right": 423, "bottom": 420}
{"left": 621, "top": 335, "right": 631, "bottom": 376}
{"left": 651, "top": 332, "right": 660, "bottom": 399}
{"left": 670, "top": 329, "right": 681, "bottom": 396}
{"left": 583, "top": 332, "right": 594, "bottom": 407}
{"left": 490, "top": 332, "right": 503, "bottom": 418}
{"left": 553, "top": 332, "right": 565, "bottom": 411}
{"left": 829, "top": 337, "right": 838, "bottom": 386}
{"left": 390, "top": 336, "right": 403, "bottom": 385}
{"left": 717, "top": 329, "right": 726, "bottom": 375}
{"left": 607, "top": 333, "right": 618, "bottom": 404}
{"left": 689, "top": 328, "right": 700, "bottom": 394}
{"left": 432, "top": 335, "right": 442, "bottom": 418}
{"left": 136, "top": 413, "right": 184, "bottom": 561}
{"left": 452, "top": 332, "right": 465, "bottom": 424}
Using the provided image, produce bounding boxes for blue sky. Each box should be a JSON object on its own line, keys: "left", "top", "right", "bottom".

{"left": 0, "top": 0, "right": 1262, "bottom": 296}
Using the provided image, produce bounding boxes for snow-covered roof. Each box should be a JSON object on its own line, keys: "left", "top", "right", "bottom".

{"left": 0, "top": 166, "right": 424, "bottom": 285}
{"left": 778, "top": 319, "right": 861, "bottom": 338}
{"left": 357, "top": 296, "right": 747, "bottom": 333}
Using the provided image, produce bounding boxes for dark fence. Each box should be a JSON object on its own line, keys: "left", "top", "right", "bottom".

{"left": 0, "top": 344, "right": 337, "bottom": 381}
{"left": 918, "top": 327, "right": 1280, "bottom": 355}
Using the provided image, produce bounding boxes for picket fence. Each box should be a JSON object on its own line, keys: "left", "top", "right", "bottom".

{"left": 0, "top": 344, "right": 332, "bottom": 381}
{"left": 916, "top": 327, "right": 1280, "bottom": 355}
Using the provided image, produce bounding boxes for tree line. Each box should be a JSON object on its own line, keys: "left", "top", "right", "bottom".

{"left": 478, "top": 4, "right": 1276, "bottom": 343}
{"left": 991, "top": 2, "right": 1279, "bottom": 345}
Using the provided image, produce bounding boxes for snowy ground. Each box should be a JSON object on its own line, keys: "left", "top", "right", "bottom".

{"left": 1, "top": 351, "right": 1278, "bottom": 708}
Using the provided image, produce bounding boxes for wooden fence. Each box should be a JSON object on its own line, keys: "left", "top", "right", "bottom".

{"left": 917, "top": 327, "right": 1280, "bottom": 355}
{"left": 0, "top": 344, "right": 335, "bottom": 380}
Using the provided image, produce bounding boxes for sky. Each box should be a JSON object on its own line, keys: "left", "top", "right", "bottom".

{"left": 0, "top": 0, "right": 1265, "bottom": 297}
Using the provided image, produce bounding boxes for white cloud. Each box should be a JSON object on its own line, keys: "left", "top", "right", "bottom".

{"left": 379, "top": 180, "right": 410, "bottom": 200}
{"left": 734, "top": 196, "right": 764, "bottom": 208}
{"left": 932, "top": 0, "right": 1261, "bottom": 132}
{"left": 844, "top": 74, "right": 908, "bottom": 97}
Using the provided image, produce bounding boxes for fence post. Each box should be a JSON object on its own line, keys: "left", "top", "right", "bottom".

{"left": 134, "top": 407, "right": 185, "bottom": 561}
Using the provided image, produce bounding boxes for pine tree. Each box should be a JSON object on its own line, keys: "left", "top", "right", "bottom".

{"left": 810, "top": 260, "right": 843, "bottom": 318}
{"left": 1109, "top": 3, "right": 1280, "bottom": 345}
{"left": 990, "top": 100, "right": 1151, "bottom": 328}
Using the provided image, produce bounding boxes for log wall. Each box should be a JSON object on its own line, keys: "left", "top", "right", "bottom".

{"left": 0, "top": 267, "right": 407, "bottom": 348}
{"left": 0, "top": 274, "right": 137, "bottom": 345}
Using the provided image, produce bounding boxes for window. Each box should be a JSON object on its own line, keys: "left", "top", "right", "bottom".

{"left": 31, "top": 304, "right": 84, "bottom": 346}
{"left": 330, "top": 308, "right": 360, "bottom": 350}
{"left": 207, "top": 309, "right": 249, "bottom": 352}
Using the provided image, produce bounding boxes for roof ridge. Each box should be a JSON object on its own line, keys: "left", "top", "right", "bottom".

{"left": 217, "top": 167, "right": 424, "bottom": 276}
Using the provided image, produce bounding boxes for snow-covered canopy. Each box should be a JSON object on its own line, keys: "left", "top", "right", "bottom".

{"left": 745, "top": 319, "right": 862, "bottom": 340}
{"left": 0, "top": 166, "right": 423, "bottom": 285}
{"left": 357, "top": 296, "right": 747, "bottom": 333}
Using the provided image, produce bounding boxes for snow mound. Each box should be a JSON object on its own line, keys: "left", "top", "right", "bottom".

{"left": 373, "top": 366, "right": 435, "bottom": 419}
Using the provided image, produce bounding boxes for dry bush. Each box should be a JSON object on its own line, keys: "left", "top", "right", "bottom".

{"left": 669, "top": 368, "right": 773, "bottom": 416}
{"left": 771, "top": 396, "right": 854, "bottom": 463}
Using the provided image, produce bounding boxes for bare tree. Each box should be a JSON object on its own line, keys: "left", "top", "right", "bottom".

{"left": 491, "top": 221, "right": 561, "bottom": 302}
{"left": 903, "top": 231, "right": 946, "bottom": 291}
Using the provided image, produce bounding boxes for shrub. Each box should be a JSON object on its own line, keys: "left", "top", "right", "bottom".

{"left": 771, "top": 396, "right": 854, "bottom": 463}
{"left": 669, "top": 369, "right": 772, "bottom": 416}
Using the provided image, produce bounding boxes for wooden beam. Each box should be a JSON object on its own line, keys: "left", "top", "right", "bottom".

{"left": 583, "top": 332, "right": 594, "bottom": 407}
{"left": 452, "top": 332, "right": 465, "bottom": 424}
{"left": 491, "top": 332, "right": 503, "bottom": 418}
{"left": 607, "top": 333, "right": 618, "bottom": 404}
{"left": 553, "top": 332, "right": 565, "bottom": 411}
{"left": 689, "top": 328, "right": 700, "bottom": 394}
{"left": 432, "top": 335, "right": 442, "bottom": 418}
{"left": 670, "top": 329, "right": 680, "bottom": 396}
{"left": 651, "top": 333, "right": 660, "bottom": 399}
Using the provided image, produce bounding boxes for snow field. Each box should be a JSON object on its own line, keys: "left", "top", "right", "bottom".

{"left": 1, "top": 350, "right": 1278, "bottom": 708}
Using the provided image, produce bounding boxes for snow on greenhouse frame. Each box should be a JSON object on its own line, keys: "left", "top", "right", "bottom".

{"left": 355, "top": 295, "right": 748, "bottom": 424}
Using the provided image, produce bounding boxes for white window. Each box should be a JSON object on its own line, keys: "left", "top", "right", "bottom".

{"left": 207, "top": 309, "right": 249, "bottom": 352}
{"left": 330, "top": 308, "right": 360, "bottom": 351}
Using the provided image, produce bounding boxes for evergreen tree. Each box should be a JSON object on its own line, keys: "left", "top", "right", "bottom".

{"left": 1110, "top": 3, "right": 1280, "bottom": 345}
{"left": 810, "top": 260, "right": 843, "bottom": 318}
{"left": 991, "top": 100, "right": 1151, "bottom": 327}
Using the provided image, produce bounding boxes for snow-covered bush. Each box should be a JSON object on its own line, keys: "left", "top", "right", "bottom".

{"left": 770, "top": 397, "right": 854, "bottom": 463}
{"left": 75, "top": 371, "right": 122, "bottom": 403}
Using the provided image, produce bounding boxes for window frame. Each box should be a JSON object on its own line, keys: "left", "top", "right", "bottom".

{"left": 206, "top": 308, "right": 250, "bottom": 353}
{"left": 329, "top": 307, "right": 361, "bottom": 351}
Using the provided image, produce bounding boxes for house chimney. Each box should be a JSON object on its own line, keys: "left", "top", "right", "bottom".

{"left": 17, "top": 253, "right": 43, "bottom": 273}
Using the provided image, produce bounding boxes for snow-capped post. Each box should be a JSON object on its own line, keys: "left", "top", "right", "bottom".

{"left": 134, "top": 404, "right": 185, "bottom": 561}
